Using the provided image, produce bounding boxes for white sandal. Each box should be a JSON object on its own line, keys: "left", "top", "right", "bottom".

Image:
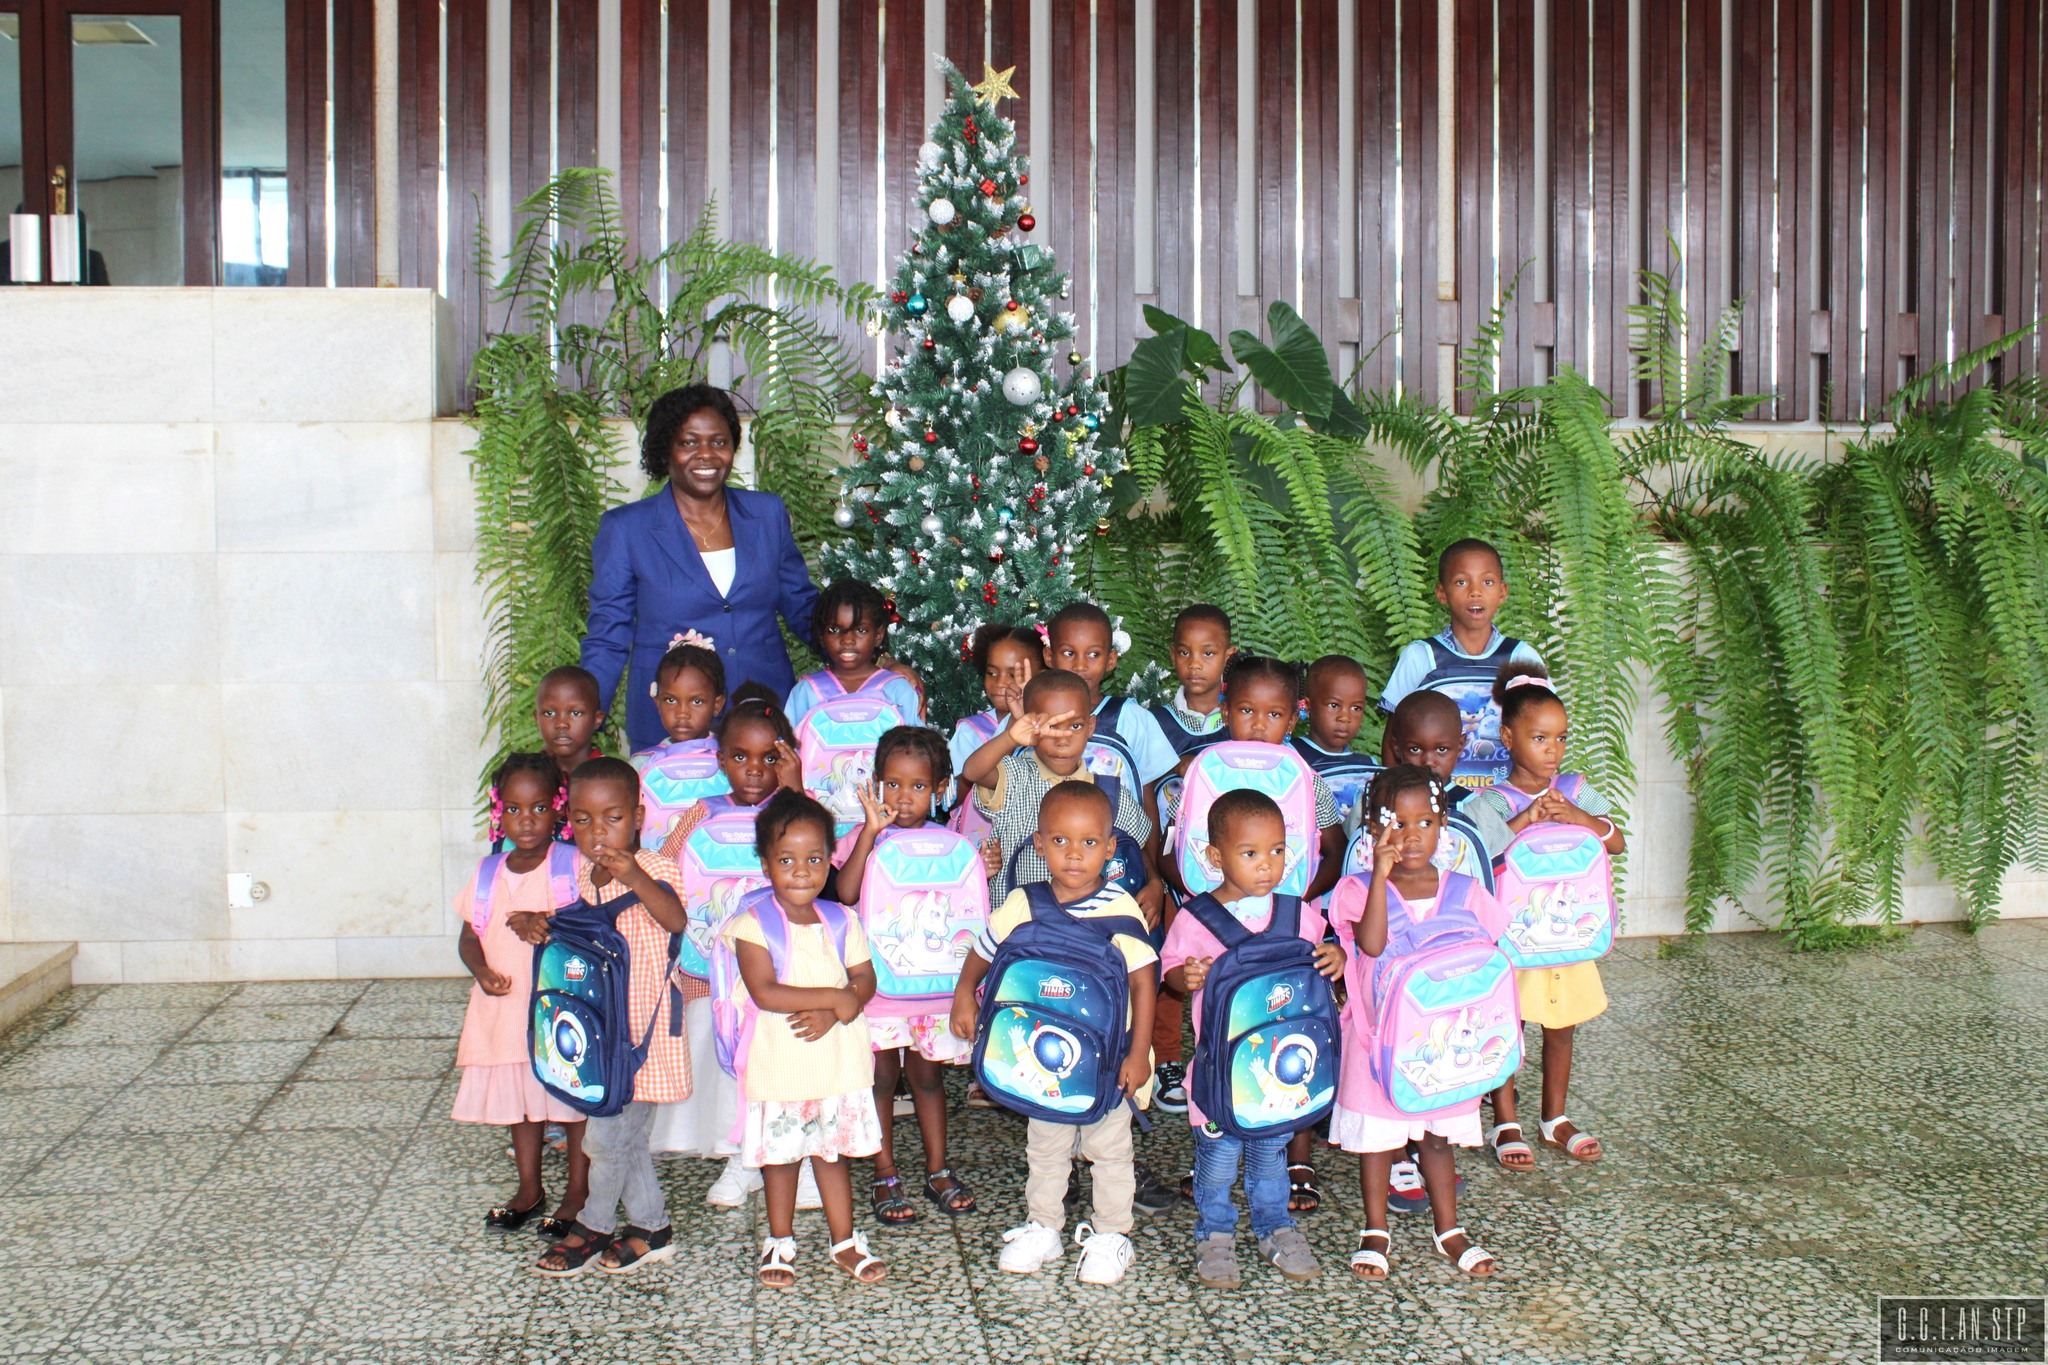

{"left": 1349, "top": 1228, "right": 1390, "bottom": 1279}
{"left": 828, "top": 1230, "right": 888, "bottom": 1284}
{"left": 758, "top": 1235, "right": 797, "bottom": 1287}
{"left": 1431, "top": 1225, "right": 1497, "bottom": 1276}
{"left": 1489, "top": 1121, "right": 1535, "bottom": 1171}
{"left": 1539, "top": 1113, "right": 1603, "bottom": 1162}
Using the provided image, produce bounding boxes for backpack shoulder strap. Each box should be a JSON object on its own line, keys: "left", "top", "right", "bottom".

{"left": 1096, "top": 695, "right": 1126, "bottom": 733}
{"left": 1270, "top": 894, "right": 1303, "bottom": 939}
{"left": 1437, "top": 873, "right": 1473, "bottom": 922}
{"left": 1021, "top": 881, "right": 1063, "bottom": 923}
{"left": 544, "top": 842, "right": 581, "bottom": 908}
{"left": 1494, "top": 634, "right": 1522, "bottom": 658}
{"left": 1555, "top": 773, "right": 1585, "bottom": 803}
{"left": 1179, "top": 893, "right": 1250, "bottom": 951}
{"left": 1491, "top": 783, "right": 1537, "bottom": 816}
{"left": 469, "top": 852, "right": 510, "bottom": 935}
{"left": 813, "top": 899, "right": 853, "bottom": 966}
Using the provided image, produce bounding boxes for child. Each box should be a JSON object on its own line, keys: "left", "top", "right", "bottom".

{"left": 647, "top": 685, "right": 808, "bottom": 1206}
{"left": 1330, "top": 765, "right": 1507, "bottom": 1280}
{"left": 836, "top": 725, "right": 992, "bottom": 1224}
{"left": 948, "top": 623, "right": 1043, "bottom": 815}
{"left": 535, "top": 665, "right": 608, "bottom": 779}
{"left": 784, "top": 578, "right": 924, "bottom": 728}
{"left": 632, "top": 639, "right": 726, "bottom": 769}
{"left": 1293, "top": 654, "right": 1380, "bottom": 834}
{"left": 1167, "top": 653, "right": 1348, "bottom": 1212}
{"left": 513, "top": 757, "right": 690, "bottom": 1277}
{"left": 1467, "top": 665, "right": 1625, "bottom": 1171}
{"left": 949, "top": 781, "right": 1158, "bottom": 1285}
{"left": 1162, "top": 789, "right": 1344, "bottom": 1288}
{"left": 1377, "top": 540, "right": 1545, "bottom": 778}
{"left": 962, "top": 669, "right": 1156, "bottom": 905}
{"left": 1040, "top": 600, "right": 1180, "bottom": 826}
{"left": 1153, "top": 605, "right": 1233, "bottom": 759}
{"left": 452, "top": 753, "right": 588, "bottom": 1236}
{"left": 728, "top": 789, "right": 888, "bottom": 1286}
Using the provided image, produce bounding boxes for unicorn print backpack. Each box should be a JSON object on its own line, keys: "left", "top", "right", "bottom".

{"left": 1172, "top": 742, "right": 1322, "bottom": 898}
{"left": 858, "top": 826, "right": 990, "bottom": 1016}
{"left": 1180, "top": 893, "right": 1340, "bottom": 1140}
{"left": 1329, "top": 873, "right": 1522, "bottom": 1115}
{"left": 795, "top": 696, "right": 906, "bottom": 835}
{"left": 1489, "top": 775, "right": 1616, "bottom": 968}
{"left": 637, "top": 742, "right": 731, "bottom": 847}
{"left": 675, "top": 796, "right": 768, "bottom": 980}
{"left": 707, "top": 888, "right": 853, "bottom": 1079}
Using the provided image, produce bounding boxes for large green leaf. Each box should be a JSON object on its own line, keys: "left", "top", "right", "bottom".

{"left": 1123, "top": 328, "right": 1196, "bottom": 428}
{"left": 1228, "top": 301, "right": 1337, "bottom": 419}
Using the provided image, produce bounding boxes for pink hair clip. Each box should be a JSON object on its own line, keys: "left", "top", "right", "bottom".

{"left": 667, "top": 629, "right": 715, "bottom": 652}
{"left": 1503, "top": 673, "right": 1551, "bottom": 691}
{"left": 1033, "top": 622, "right": 1051, "bottom": 645}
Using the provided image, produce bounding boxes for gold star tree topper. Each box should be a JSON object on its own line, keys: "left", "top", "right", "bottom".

{"left": 970, "top": 61, "right": 1019, "bottom": 105}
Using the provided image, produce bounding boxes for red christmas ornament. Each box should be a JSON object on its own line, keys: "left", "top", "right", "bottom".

{"left": 1006, "top": 299, "right": 1018, "bottom": 310}
{"left": 923, "top": 338, "right": 936, "bottom": 350}
{"left": 1019, "top": 437, "right": 1040, "bottom": 455}
{"left": 1066, "top": 405, "right": 1080, "bottom": 417}
{"left": 1019, "top": 174, "right": 1029, "bottom": 185}
{"left": 990, "top": 548, "right": 1005, "bottom": 561}
{"left": 924, "top": 430, "right": 939, "bottom": 444}
{"left": 1018, "top": 214, "right": 1036, "bottom": 232}
{"left": 891, "top": 290, "right": 907, "bottom": 303}
{"left": 980, "top": 178, "right": 999, "bottom": 196}
{"left": 1084, "top": 464, "right": 1094, "bottom": 476}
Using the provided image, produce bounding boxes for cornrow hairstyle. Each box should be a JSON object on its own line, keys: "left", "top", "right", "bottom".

{"left": 971, "top": 622, "right": 1044, "bottom": 676}
{"left": 753, "top": 787, "right": 837, "bottom": 861}
{"left": 1436, "top": 536, "right": 1506, "bottom": 582}
{"left": 1045, "top": 600, "right": 1113, "bottom": 639}
{"left": 1364, "top": 763, "right": 1445, "bottom": 831}
{"left": 654, "top": 641, "right": 725, "bottom": 696}
{"left": 567, "top": 755, "right": 643, "bottom": 806}
{"left": 1206, "top": 787, "right": 1284, "bottom": 845}
{"left": 1223, "top": 652, "right": 1304, "bottom": 702}
{"left": 640, "top": 383, "right": 743, "bottom": 482}
{"left": 538, "top": 664, "right": 603, "bottom": 710}
{"left": 811, "top": 577, "right": 891, "bottom": 655}
{"left": 1023, "top": 667, "right": 1091, "bottom": 712}
{"left": 717, "top": 681, "right": 798, "bottom": 748}
{"left": 1304, "top": 653, "right": 1367, "bottom": 694}
{"left": 1173, "top": 603, "right": 1233, "bottom": 640}
{"left": 1492, "top": 661, "right": 1563, "bottom": 728}
{"left": 488, "top": 751, "right": 567, "bottom": 842}
{"left": 874, "top": 724, "right": 953, "bottom": 792}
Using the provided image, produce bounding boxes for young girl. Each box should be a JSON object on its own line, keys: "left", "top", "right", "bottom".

{"left": 949, "top": 623, "right": 1042, "bottom": 820}
{"left": 783, "top": 578, "right": 924, "bottom": 729}
{"left": 452, "top": 753, "right": 589, "bottom": 1236}
{"left": 727, "top": 789, "right": 888, "bottom": 1286}
{"left": 631, "top": 638, "right": 727, "bottom": 769}
{"left": 646, "top": 685, "right": 807, "bottom": 1203}
{"left": 1468, "top": 665, "right": 1626, "bottom": 1169}
{"left": 836, "top": 725, "right": 997, "bottom": 1226}
{"left": 1330, "top": 765, "right": 1508, "bottom": 1280}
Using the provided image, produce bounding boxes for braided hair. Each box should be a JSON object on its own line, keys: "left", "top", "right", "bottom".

{"left": 873, "top": 724, "right": 953, "bottom": 792}
{"left": 1363, "top": 763, "right": 1444, "bottom": 832}
{"left": 811, "top": 577, "right": 892, "bottom": 657}
{"left": 717, "top": 682, "right": 798, "bottom": 749}
{"left": 753, "top": 788, "right": 837, "bottom": 861}
{"left": 488, "top": 751, "right": 566, "bottom": 843}
{"left": 1223, "top": 652, "right": 1304, "bottom": 701}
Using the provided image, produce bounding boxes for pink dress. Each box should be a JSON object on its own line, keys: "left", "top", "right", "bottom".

{"left": 1324, "top": 872, "right": 1509, "bottom": 1153}
{"left": 450, "top": 858, "right": 585, "bottom": 1127}
{"left": 1159, "top": 893, "right": 1329, "bottom": 1130}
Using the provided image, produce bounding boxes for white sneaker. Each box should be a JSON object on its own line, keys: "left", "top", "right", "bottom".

{"left": 706, "top": 1155, "right": 763, "bottom": 1207}
{"left": 997, "top": 1220, "right": 1066, "bottom": 1274}
{"left": 1073, "top": 1222, "right": 1135, "bottom": 1285}
{"left": 795, "top": 1157, "right": 823, "bottom": 1211}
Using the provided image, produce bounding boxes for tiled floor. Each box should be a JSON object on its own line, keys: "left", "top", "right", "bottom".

{"left": 6, "top": 924, "right": 2048, "bottom": 1364}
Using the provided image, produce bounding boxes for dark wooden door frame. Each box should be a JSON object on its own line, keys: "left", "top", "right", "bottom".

{"left": 3, "top": 4, "right": 51, "bottom": 221}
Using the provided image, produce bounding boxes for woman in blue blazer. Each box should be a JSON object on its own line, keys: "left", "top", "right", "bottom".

{"left": 580, "top": 385, "right": 819, "bottom": 751}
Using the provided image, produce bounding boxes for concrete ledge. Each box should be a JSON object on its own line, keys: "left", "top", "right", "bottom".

{"left": 0, "top": 941, "right": 75, "bottom": 1035}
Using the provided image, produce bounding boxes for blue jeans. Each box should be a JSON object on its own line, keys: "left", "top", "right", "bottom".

{"left": 1191, "top": 1126, "right": 1295, "bottom": 1241}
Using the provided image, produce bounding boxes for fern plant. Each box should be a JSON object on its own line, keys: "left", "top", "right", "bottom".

{"left": 469, "top": 168, "right": 874, "bottom": 781}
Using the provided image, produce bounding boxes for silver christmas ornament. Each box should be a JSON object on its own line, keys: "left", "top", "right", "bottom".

{"left": 927, "top": 197, "right": 958, "bottom": 226}
{"left": 919, "top": 513, "right": 943, "bottom": 536}
{"left": 945, "top": 294, "right": 976, "bottom": 324}
{"left": 1001, "top": 366, "right": 1044, "bottom": 407}
{"left": 832, "top": 503, "right": 856, "bottom": 529}
{"left": 992, "top": 527, "right": 1010, "bottom": 546}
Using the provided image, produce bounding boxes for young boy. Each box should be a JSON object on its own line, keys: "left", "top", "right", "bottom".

{"left": 536, "top": 665, "right": 609, "bottom": 779}
{"left": 1292, "top": 654, "right": 1380, "bottom": 835}
{"left": 950, "top": 782, "right": 1158, "bottom": 1285}
{"left": 1041, "top": 601, "right": 1180, "bottom": 815}
{"left": 1377, "top": 540, "right": 1546, "bottom": 782}
{"left": 1162, "top": 790, "right": 1344, "bottom": 1288}
{"left": 510, "top": 757, "right": 689, "bottom": 1277}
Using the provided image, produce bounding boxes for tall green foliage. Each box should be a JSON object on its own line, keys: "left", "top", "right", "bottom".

{"left": 469, "top": 169, "right": 873, "bottom": 778}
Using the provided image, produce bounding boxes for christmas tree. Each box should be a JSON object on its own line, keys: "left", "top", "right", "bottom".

{"left": 823, "top": 60, "right": 1115, "bottom": 725}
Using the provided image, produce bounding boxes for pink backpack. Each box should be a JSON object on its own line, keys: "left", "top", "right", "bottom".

{"left": 637, "top": 742, "right": 731, "bottom": 846}
{"left": 1489, "top": 775, "right": 1616, "bottom": 968}
{"left": 1172, "top": 741, "right": 1321, "bottom": 898}
{"left": 1327, "top": 872, "right": 1523, "bottom": 1115}
{"left": 796, "top": 696, "right": 907, "bottom": 834}
{"left": 946, "top": 710, "right": 1004, "bottom": 842}
{"left": 675, "top": 796, "right": 767, "bottom": 980}
{"left": 856, "top": 825, "right": 990, "bottom": 1016}
{"left": 709, "top": 889, "right": 853, "bottom": 1080}
{"left": 470, "top": 842, "right": 579, "bottom": 936}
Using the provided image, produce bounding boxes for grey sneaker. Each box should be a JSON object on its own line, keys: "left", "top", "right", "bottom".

{"left": 1194, "top": 1233, "right": 1242, "bottom": 1288}
{"left": 1257, "top": 1225, "right": 1321, "bottom": 1281}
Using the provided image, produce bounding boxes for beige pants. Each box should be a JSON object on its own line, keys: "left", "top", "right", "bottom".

{"left": 1025, "top": 1109, "right": 1135, "bottom": 1235}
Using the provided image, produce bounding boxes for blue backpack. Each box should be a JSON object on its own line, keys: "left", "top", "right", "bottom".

{"left": 528, "top": 884, "right": 681, "bottom": 1118}
{"left": 1181, "top": 893, "right": 1341, "bottom": 1140}
{"left": 972, "top": 883, "right": 1152, "bottom": 1125}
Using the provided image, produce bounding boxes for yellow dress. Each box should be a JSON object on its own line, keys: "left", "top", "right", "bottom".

{"left": 1517, "top": 960, "right": 1606, "bottom": 1029}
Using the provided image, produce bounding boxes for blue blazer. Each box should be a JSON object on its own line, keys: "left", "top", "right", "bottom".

{"left": 580, "top": 487, "right": 819, "bottom": 751}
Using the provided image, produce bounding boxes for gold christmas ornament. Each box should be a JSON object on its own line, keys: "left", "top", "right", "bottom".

{"left": 994, "top": 302, "right": 1032, "bottom": 334}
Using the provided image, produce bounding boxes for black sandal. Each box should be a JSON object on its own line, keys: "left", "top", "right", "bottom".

{"left": 533, "top": 1224, "right": 614, "bottom": 1278}
{"left": 922, "top": 1167, "right": 977, "bottom": 1216}
{"left": 1288, "top": 1163, "right": 1322, "bottom": 1214}
{"left": 871, "top": 1174, "right": 919, "bottom": 1225}
{"left": 535, "top": 1214, "right": 576, "bottom": 1239}
{"left": 599, "top": 1224, "right": 675, "bottom": 1275}
{"left": 484, "top": 1191, "right": 547, "bottom": 1231}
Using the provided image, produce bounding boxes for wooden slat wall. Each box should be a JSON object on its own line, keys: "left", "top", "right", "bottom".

{"left": 390, "top": 0, "right": 2048, "bottom": 413}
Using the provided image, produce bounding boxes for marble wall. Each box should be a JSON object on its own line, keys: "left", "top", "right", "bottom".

{"left": 0, "top": 287, "right": 2036, "bottom": 982}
